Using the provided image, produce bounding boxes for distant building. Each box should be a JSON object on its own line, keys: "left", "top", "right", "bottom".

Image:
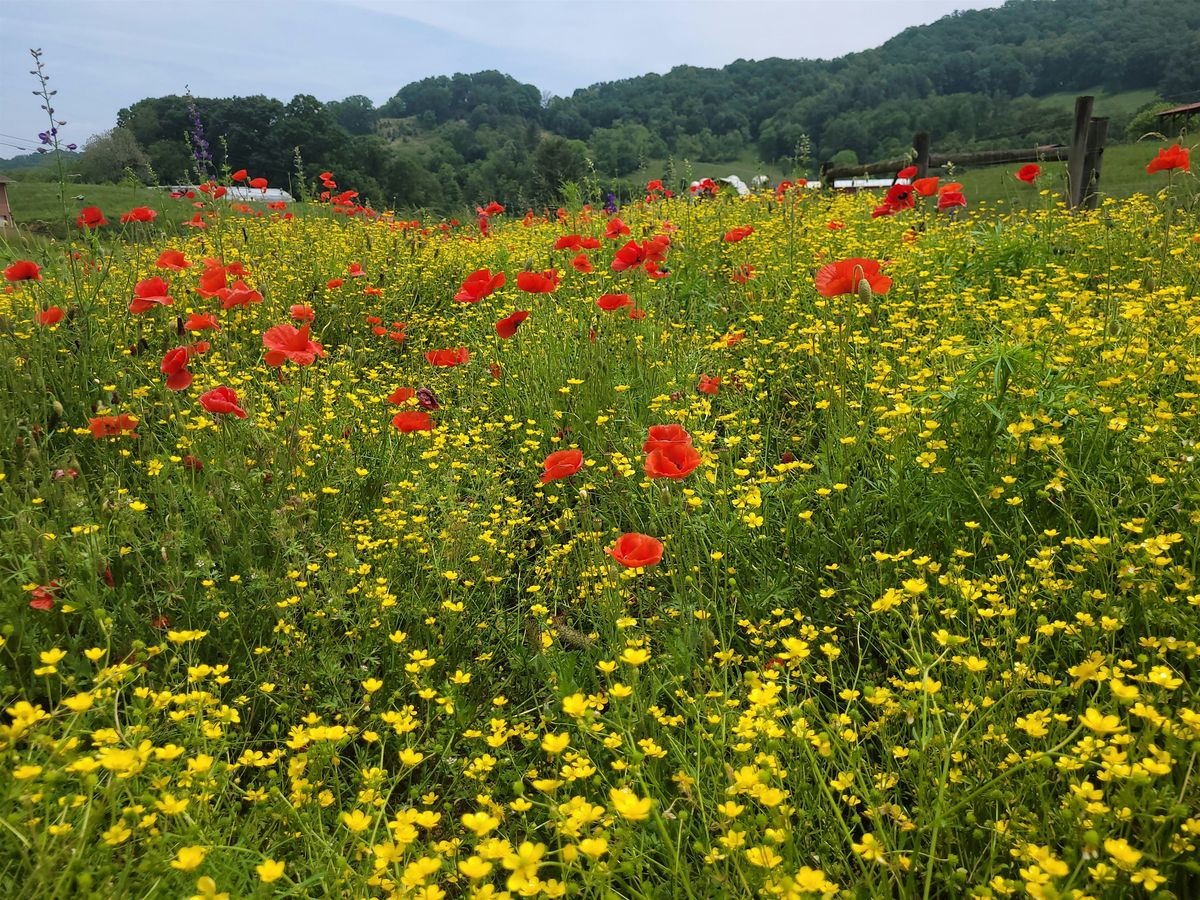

{"left": 1156, "top": 101, "right": 1200, "bottom": 136}
{"left": 832, "top": 178, "right": 895, "bottom": 191}
{"left": 0, "top": 176, "right": 12, "bottom": 227}
{"left": 163, "top": 186, "right": 295, "bottom": 204}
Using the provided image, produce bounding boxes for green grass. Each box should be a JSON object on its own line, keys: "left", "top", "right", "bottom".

{"left": 4, "top": 182, "right": 284, "bottom": 240}
{"left": 1032, "top": 87, "right": 1161, "bottom": 120}
{"left": 948, "top": 141, "right": 1173, "bottom": 207}
{"left": 629, "top": 153, "right": 794, "bottom": 189}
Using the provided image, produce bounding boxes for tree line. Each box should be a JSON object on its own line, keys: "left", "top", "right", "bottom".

{"left": 7, "top": 0, "right": 1196, "bottom": 212}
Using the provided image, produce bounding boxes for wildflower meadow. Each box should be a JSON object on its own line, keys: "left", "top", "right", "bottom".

{"left": 1, "top": 143, "right": 1198, "bottom": 900}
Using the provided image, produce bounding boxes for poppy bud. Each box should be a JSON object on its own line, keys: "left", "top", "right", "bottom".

{"left": 857, "top": 278, "right": 873, "bottom": 306}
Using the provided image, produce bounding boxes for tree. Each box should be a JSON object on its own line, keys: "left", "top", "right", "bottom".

{"left": 79, "top": 128, "right": 152, "bottom": 184}
{"left": 533, "top": 136, "right": 588, "bottom": 199}
{"left": 328, "top": 95, "right": 379, "bottom": 135}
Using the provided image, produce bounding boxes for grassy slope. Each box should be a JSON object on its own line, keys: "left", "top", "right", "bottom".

{"left": 952, "top": 142, "right": 1169, "bottom": 207}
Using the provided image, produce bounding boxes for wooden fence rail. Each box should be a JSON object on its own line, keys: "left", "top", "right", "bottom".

{"left": 819, "top": 96, "right": 1109, "bottom": 209}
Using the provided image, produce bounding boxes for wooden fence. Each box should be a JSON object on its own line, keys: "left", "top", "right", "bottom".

{"left": 820, "top": 96, "right": 1109, "bottom": 209}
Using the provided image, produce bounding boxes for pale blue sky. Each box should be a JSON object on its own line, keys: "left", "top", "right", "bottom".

{"left": 0, "top": 0, "right": 1003, "bottom": 153}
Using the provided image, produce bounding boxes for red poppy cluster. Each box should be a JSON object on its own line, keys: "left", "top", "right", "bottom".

{"left": 5, "top": 260, "right": 41, "bottom": 282}
{"left": 611, "top": 235, "right": 670, "bottom": 278}
{"left": 608, "top": 532, "right": 664, "bottom": 569}
{"left": 129, "top": 276, "right": 174, "bottom": 314}
{"left": 516, "top": 270, "right": 560, "bottom": 294}
{"left": 815, "top": 258, "right": 893, "bottom": 298}
{"left": 1147, "top": 144, "right": 1190, "bottom": 175}
{"left": 455, "top": 269, "right": 506, "bottom": 303}
{"left": 200, "top": 386, "right": 247, "bottom": 418}
{"left": 644, "top": 424, "right": 701, "bottom": 480}
{"left": 425, "top": 347, "right": 469, "bottom": 367}
{"left": 120, "top": 206, "right": 157, "bottom": 224}
{"left": 540, "top": 449, "right": 584, "bottom": 484}
{"left": 1016, "top": 163, "right": 1041, "bottom": 184}
{"left": 160, "top": 342, "right": 209, "bottom": 391}
{"left": 89, "top": 414, "right": 139, "bottom": 439}
{"left": 262, "top": 323, "right": 326, "bottom": 367}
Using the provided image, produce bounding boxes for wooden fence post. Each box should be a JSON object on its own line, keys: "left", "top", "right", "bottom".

{"left": 1067, "top": 95, "right": 1094, "bottom": 209}
{"left": 1083, "top": 117, "right": 1109, "bottom": 210}
{"left": 913, "top": 133, "right": 931, "bottom": 179}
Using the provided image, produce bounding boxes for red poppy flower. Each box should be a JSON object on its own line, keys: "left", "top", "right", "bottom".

{"left": 327, "top": 278, "right": 344, "bottom": 289}
{"left": 827, "top": 220, "right": 845, "bottom": 231}
{"left": 4, "top": 260, "right": 41, "bottom": 282}
{"left": 388, "top": 329, "right": 406, "bottom": 343}
{"left": 607, "top": 532, "right": 663, "bottom": 569}
{"left": 454, "top": 268, "right": 505, "bottom": 303}
{"left": 129, "top": 276, "right": 174, "bottom": 313}
{"left": 938, "top": 190, "right": 967, "bottom": 212}
{"left": 1016, "top": 164, "right": 1041, "bottom": 184}
{"left": 610, "top": 240, "right": 645, "bottom": 272}
{"left": 489, "top": 362, "right": 502, "bottom": 380}
{"left": 388, "top": 387, "right": 416, "bottom": 405}
{"left": 645, "top": 442, "right": 702, "bottom": 480}
{"left": 196, "top": 263, "right": 227, "bottom": 298}
{"left": 182, "top": 212, "right": 208, "bottom": 229}
{"left": 425, "top": 347, "right": 470, "bottom": 367}
{"left": 643, "top": 424, "right": 692, "bottom": 453}
{"left": 884, "top": 183, "right": 915, "bottom": 211}
{"left": 723, "top": 225, "right": 754, "bottom": 243}
{"left": 36, "top": 306, "right": 65, "bottom": 326}
{"left": 571, "top": 253, "right": 594, "bottom": 273}
{"left": 896, "top": 165, "right": 918, "bottom": 180}
{"left": 249, "top": 177, "right": 268, "bottom": 191}
{"left": 911, "top": 177, "right": 940, "bottom": 197}
{"left": 731, "top": 265, "right": 755, "bottom": 284}
{"left": 199, "top": 386, "right": 247, "bottom": 418}
{"left": 89, "top": 414, "right": 138, "bottom": 439}
{"left": 724, "top": 331, "right": 745, "bottom": 347}
{"left": 232, "top": 169, "right": 248, "bottom": 182}
{"left": 156, "top": 249, "right": 190, "bottom": 271}
{"left": 595, "top": 293, "right": 633, "bottom": 311}
{"left": 76, "top": 206, "right": 108, "bottom": 229}
{"left": 516, "top": 269, "right": 559, "bottom": 293}
{"left": 540, "top": 449, "right": 584, "bottom": 484}
{"left": 698, "top": 374, "right": 720, "bottom": 395}
{"left": 290, "top": 304, "right": 315, "bottom": 322}
{"left": 938, "top": 182, "right": 963, "bottom": 195}
{"left": 814, "top": 258, "right": 892, "bottom": 297}
{"left": 477, "top": 201, "right": 504, "bottom": 217}
{"left": 185, "top": 312, "right": 220, "bottom": 331}
{"left": 628, "top": 307, "right": 647, "bottom": 319}
{"left": 555, "top": 234, "right": 583, "bottom": 250}
{"left": 605, "top": 217, "right": 630, "bottom": 239}
{"left": 580, "top": 237, "right": 601, "bottom": 250}
{"left": 871, "top": 205, "right": 895, "bottom": 219}
{"left": 392, "top": 410, "right": 433, "bottom": 433}
{"left": 30, "top": 581, "right": 60, "bottom": 611}
{"left": 612, "top": 236, "right": 670, "bottom": 273}
{"left": 1146, "top": 144, "right": 1190, "bottom": 174}
{"left": 220, "top": 279, "right": 263, "bottom": 310}
{"left": 262, "top": 323, "right": 326, "bottom": 367}
{"left": 160, "top": 347, "right": 194, "bottom": 391}
{"left": 119, "top": 206, "right": 156, "bottom": 224}
{"left": 496, "top": 310, "right": 530, "bottom": 339}
{"left": 347, "top": 262, "right": 367, "bottom": 277}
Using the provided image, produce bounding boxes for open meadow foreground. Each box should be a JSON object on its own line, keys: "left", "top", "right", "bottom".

{"left": 2, "top": 153, "right": 1199, "bottom": 899}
